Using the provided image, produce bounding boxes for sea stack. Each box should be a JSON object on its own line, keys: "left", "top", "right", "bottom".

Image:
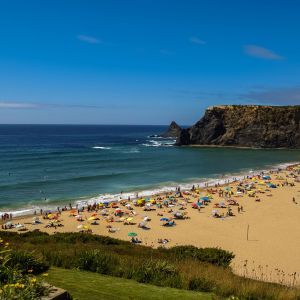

{"left": 161, "top": 121, "right": 182, "bottom": 138}
{"left": 177, "top": 105, "right": 300, "bottom": 148}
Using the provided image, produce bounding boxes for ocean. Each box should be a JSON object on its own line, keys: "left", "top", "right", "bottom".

{"left": 1, "top": 124, "right": 300, "bottom": 215}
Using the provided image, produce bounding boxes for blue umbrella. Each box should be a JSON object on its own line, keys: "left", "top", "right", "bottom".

{"left": 200, "top": 197, "right": 210, "bottom": 202}
{"left": 160, "top": 217, "right": 169, "bottom": 221}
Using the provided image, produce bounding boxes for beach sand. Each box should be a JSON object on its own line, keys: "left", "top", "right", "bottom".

{"left": 3, "top": 166, "right": 300, "bottom": 285}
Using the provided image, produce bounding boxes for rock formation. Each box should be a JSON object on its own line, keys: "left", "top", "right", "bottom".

{"left": 160, "top": 121, "right": 182, "bottom": 138}
{"left": 176, "top": 105, "right": 300, "bottom": 148}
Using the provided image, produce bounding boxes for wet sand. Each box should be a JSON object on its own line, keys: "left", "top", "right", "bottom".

{"left": 3, "top": 165, "right": 300, "bottom": 285}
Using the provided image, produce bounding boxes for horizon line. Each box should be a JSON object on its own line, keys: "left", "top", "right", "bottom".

{"left": 0, "top": 123, "right": 190, "bottom": 126}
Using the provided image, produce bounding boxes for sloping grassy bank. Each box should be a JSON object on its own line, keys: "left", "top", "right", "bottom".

{"left": 46, "top": 267, "right": 213, "bottom": 300}
{"left": 2, "top": 231, "right": 299, "bottom": 299}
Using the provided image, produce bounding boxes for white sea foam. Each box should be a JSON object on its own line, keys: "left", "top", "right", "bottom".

{"left": 141, "top": 139, "right": 176, "bottom": 147}
{"left": 123, "top": 148, "right": 140, "bottom": 153}
{"left": 2, "top": 161, "right": 299, "bottom": 217}
{"left": 92, "top": 146, "right": 112, "bottom": 150}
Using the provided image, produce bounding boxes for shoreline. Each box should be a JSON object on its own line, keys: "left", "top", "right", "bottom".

{"left": 1, "top": 161, "right": 298, "bottom": 219}
{"left": 2, "top": 162, "right": 300, "bottom": 285}
{"left": 183, "top": 144, "right": 300, "bottom": 150}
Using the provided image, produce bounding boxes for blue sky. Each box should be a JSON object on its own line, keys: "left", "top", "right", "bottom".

{"left": 0, "top": 0, "right": 300, "bottom": 125}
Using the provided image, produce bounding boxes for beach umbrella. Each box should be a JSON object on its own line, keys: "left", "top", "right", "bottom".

{"left": 263, "top": 175, "right": 271, "bottom": 180}
{"left": 200, "top": 196, "right": 210, "bottom": 202}
{"left": 128, "top": 232, "right": 137, "bottom": 237}
{"left": 139, "top": 221, "right": 147, "bottom": 228}
{"left": 88, "top": 216, "right": 96, "bottom": 221}
{"left": 160, "top": 217, "right": 169, "bottom": 221}
{"left": 127, "top": 217, "right": 133, "bottom": 222}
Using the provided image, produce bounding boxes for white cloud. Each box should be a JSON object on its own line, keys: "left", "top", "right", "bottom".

{"left": 0, "top": 102, "right": 39, "bottom": 109}
{"left": 244, "top": 45, "right": 284, "bottom": 60}
{"left": 0, "top": 101, "right": 130, "bottom": 110}
{"left": 189, "top": 36, "right": 206, "bottom": 45}
{"left": 77, "top": 35, "right": 101, "bottom": 44}
{"left": 240, "top": 86, "right": 300, "bottom": 104}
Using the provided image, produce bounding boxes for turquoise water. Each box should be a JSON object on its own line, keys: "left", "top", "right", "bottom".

{"left": 0, "top": 125, "right": 299, "bottom": 214}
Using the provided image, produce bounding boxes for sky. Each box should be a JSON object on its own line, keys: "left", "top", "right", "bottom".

{"left": 0, "top": 0, "right": 300, "bottom": 125}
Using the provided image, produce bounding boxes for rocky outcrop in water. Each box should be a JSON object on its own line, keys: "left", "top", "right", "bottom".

{"left": 160, "top": 121, "right": 182, "bottom": 138}
{"left": 176, "top": 105, "right": 300, "bottom": 148}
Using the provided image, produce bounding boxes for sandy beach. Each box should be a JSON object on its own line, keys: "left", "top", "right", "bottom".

{"left": 2, "top": 164, "right": 300, "bottom": 285}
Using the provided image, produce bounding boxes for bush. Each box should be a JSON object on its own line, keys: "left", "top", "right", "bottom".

{"left": 169, "top": 245, "right": 234, "bottom": 267}
{"left": 0, "top": 238, "right": 49, "bottom": 299}
{"left": 133, "top": 260, "right": 182, "bottom": 288}
{"left": 77, "top": 250, "right": 119, "bottom": 275}
{"left": 9, "top": 250, "right": 49, "bottom": 275}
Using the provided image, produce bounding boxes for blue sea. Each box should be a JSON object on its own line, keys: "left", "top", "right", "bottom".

{"left": 1, "top": 125, "right": 300, "bottom": 215}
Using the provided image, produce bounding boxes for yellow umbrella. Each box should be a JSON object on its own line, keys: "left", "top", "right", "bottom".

{"left": 119, "top": 217, "right": 125, "bottom": 221}
{"left": 88, "top": 216, "right": 96, "bottom": 221}
{"left": 127, "top": 217, "right": 133, "bottom": 222}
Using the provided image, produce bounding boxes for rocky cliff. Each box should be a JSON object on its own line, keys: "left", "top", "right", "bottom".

{"left": 177, "top": 105, "right": 300, "bottom": 148}
{"left": 161, "top": 121, "right": 182, "bottom": 138}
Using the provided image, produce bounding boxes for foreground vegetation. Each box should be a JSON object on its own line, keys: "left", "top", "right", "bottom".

{"left": 2, "top": 231, "right": 300, "bottom": 299}
{"left": 0, "top": 237, "right": 49, "bottom": 299}
{"left": 47, "top": 267, "right": 213, "bottom": 300}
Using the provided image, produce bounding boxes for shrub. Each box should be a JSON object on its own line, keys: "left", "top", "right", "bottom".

{"left": 133, "top": 260, "right": 182, "bottom": 288}
{"left": 169, "top": 245, "right": 234, "bottom": 267}
{"left": 0, "top": 238, "right": 49, "bottom": 299}
{"left": 77, "top": 250, "right": 120, "bottom": 275}
{"left": 9, "top": 250, "right": 49, "bottom": 275}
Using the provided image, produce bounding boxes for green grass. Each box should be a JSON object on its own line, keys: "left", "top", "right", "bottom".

{"left": 46, "top": 267, "right": 213, "bottom": 300}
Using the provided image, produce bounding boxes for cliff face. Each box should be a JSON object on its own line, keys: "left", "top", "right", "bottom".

{"left": 161, "top": 121, "right": 182, "bottom": 138}
{"left": 177, "top": 105, "right": 300, "bottom": 148}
